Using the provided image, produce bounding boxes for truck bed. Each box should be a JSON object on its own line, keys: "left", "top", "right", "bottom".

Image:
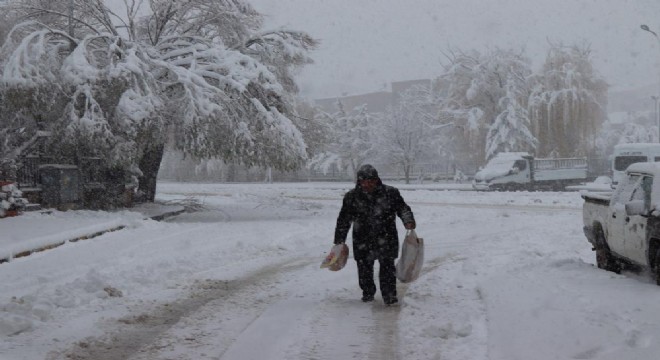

{"left": 582, "top": 191, "right": 611, "bottom": 246}
{"left": 533, "top": 158, "right": 588, "bottom": 181}
{"left": 534, "top": 168, "right": 588, "bottom": 181}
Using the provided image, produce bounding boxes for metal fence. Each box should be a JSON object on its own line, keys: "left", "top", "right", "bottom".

{"left": 303, "top": 162, "right": 479, "bottom": 182}
{"left": 16, "top": 155, "right": 103, "bottom": 188}
{"left": 534, "top": 158, "right": 588, "bottom": 170}
{"left": 16, "top": 156, "right": 48, "bottom": 188}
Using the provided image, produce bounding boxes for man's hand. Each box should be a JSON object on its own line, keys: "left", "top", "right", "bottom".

{"left": 404, "top": 222, "right": 416, "bottom": 230}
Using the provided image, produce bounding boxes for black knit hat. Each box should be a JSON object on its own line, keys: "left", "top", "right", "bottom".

{"left": 357, "top": 164, "right": 379, "bottom": 180}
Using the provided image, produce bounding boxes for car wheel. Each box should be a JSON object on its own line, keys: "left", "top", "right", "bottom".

{"left": 653, "top": 248, "right": 660, "bottom": 286}
{"left": 596, "top": 248, "right": 621, "bottom": 274}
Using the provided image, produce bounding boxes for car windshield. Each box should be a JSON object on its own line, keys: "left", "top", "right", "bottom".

{"left": 483, "top": 158, "right": 516, "bottom": 171}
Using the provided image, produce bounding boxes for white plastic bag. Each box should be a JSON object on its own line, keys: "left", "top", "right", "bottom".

{"left": 320, "top": 243, "right": 349, "bottom": 271}
{"left": 396, "top": 229, "right": 424, "bottom": 283}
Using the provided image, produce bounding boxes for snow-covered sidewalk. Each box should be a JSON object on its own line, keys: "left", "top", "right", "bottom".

{"left": 0, "top": 203, "right": 185, "bottom": 263}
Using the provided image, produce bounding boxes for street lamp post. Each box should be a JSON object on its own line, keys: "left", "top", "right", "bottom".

{"left": 654, "top": 96, "right": 660, "bottom": 141}
{"left": 641, "top": 24, "right": 660, "bottom": 142}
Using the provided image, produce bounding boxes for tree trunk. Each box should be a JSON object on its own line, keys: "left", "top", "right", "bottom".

{"left": 265, "top": 167, "right": 272, "bottom": 183}
{"left": 226, "top": 162, "right": 236, "bottom": 182}
{"left": 138, "top": 143, "right": 164, "bottom": 202}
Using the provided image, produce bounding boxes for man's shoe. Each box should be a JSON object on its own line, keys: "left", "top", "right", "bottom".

{"left": 361, "top": 294, "right": 374, "bottom": 302}
{"left": 383, "top": 296, "right": 398, "bottom": 306}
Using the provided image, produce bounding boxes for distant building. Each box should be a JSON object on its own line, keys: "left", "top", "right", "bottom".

{"left": 314, "top": 91, "right": 392, "bottom": 114}
{"left": 391, "top": 79, "right": 432, "bottom": 104}
{"left": 314, "top": 79, "right": 432, "bottom": 114}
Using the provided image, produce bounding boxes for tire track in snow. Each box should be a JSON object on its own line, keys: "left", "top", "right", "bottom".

{"left": 291, "top": 295, "right": 402, "bottom": 360}
{"left": 50, "top": 258, "right": 314, "bottom": 360}
{"left": 218, "top": 266, "right": 411, "bottom": 360}
{"left": 286, "top": 264, "right": 457, "bottom": 360}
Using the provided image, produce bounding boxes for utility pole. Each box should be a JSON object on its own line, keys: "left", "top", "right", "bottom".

{"left": 641, "top": 24, "right": 660, "bottom": 142}
{"left": 654, "top": 94, "right": 659, "bottom": 142}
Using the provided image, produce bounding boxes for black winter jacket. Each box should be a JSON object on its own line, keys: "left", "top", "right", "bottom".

{"left": 334, "top": 181, "right": 415, "bottom": 259}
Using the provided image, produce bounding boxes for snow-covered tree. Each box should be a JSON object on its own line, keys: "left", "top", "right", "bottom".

{"left": 617, "top": 122, "right": 658, "bottom": 144}
{"left": 0, "top": 0, "right": 316, "bottom": 202}
{"left": 434, "top": 51, "right": 483, "bottom": 170}
{"left": 293, "top": 99, "right": 331, "bottom": 160}
{"left": 590, "top": 112, "right": 657, "bottom": 171}
{"left": 0, "top": 8, "right": 16, "bottom": 44}
{"left": 308, "top": 101, "right": 373, "bottom": 179}
{"left": 528, "top": 42, "right": 607, "bottom": 157}
{"left": 485, "top": 74, "right": 538, "bottom": 159}
{"left": 437, "top": 49, "right": 483, "bottom": 129}
{"left": 438, "top": 47, "right": 534, "bottom": 164}
{"left": 374, "top": 84, "right": 444, "bottom": 183}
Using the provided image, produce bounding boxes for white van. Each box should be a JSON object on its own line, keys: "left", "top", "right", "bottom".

{"left": 611, "top": 143, "right": 660, "bottom": 187}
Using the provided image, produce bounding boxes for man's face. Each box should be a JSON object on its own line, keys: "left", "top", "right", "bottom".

{"left": 359, "top": 178, "right": 378, "bottom": 193}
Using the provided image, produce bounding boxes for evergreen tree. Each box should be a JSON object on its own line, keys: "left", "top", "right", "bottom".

{"left": 438, "top": 47, "right": 533, "bottom": 164}
{"left": 485, "top": 75, "right": 538, "bottom": 159}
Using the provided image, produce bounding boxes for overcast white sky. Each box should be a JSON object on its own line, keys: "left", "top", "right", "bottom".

{"left": 249, "top": 0, "right": 660, "bottom": 100}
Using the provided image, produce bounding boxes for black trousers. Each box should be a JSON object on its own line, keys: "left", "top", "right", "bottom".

{"left": 356, "top": 256, "right": 396, "bottom": 298}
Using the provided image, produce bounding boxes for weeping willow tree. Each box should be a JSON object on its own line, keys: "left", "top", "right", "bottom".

{"left": 528, "top": 42, "right": 608, "bottom": 157}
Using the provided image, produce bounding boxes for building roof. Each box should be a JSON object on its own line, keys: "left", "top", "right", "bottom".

{"left": 314, "top": 91, "right": 392, "bottom": 114}
{"left": 313, "top": 79, "right": 432, "bottom": 114}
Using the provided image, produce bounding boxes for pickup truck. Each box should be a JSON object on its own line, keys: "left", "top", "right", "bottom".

{"left": 582, "top": 162, "right": 660, "bottom": 284}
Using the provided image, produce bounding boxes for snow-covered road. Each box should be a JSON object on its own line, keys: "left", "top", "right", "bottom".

{"left": 2, "top": 182, "right": 660, "bottom": 360}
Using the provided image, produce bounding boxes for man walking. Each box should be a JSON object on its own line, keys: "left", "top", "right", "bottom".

{"left": 334, "top": 164, "right": 416, "bottom": 305}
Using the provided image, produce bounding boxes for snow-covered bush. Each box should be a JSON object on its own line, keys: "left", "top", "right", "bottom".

{"left": 0, "top": 182, "right": 27, "bottom": 217}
